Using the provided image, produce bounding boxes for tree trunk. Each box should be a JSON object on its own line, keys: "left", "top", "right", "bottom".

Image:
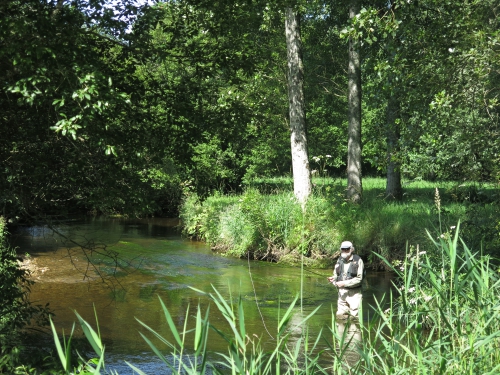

{"left": 285, "top": 7, "right": 311, "bottom": 208}
{"left": 385, "top": 92, "right": 403, "bottom": 200}
{"left": 346, "top": 0, "right": 362, "bottom": 203}
{"left": 384, "top": 0, "right": 402, "bottom": 200}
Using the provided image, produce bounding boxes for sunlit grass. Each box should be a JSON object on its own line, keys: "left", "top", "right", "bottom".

{"left": 178, "top": 177, "right": 496, "bottom": 267}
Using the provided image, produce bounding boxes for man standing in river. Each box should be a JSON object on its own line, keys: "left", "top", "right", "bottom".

{"left": 327, "top": 241, "right": 364, "bottom": 319}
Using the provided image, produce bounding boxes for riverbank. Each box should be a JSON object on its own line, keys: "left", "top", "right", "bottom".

{"left": 179, "top": 177, "right": 499, "bottom": 269}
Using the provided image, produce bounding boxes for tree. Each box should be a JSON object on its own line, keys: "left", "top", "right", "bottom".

{"left": 384, "top": 11, "right": 402, "bottom": 200}
{"left": 358, "top": 0, "right": 499, "bottom": 185}
{"left": 0, "top": 0, "right": 174, "bottom": 219}
{"left": 385, "top": 76, "right": 403, "bottom": 199}
{"left": 346, "top": 0, "right": 363, "bottom": 202}
{"left": 285, "top": 6, "right": 311, "bottom": 207}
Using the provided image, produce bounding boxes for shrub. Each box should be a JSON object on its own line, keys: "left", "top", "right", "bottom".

{"left": 179, "top": 179, "right": 497, "bottom": 268}
{"left": 0, "top": 217, "right": 51, "bottom": 372}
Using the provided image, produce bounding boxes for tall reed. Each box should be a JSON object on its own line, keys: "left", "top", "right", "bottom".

{"left": 359, "top": 222, "right": 500, "bottom": 374}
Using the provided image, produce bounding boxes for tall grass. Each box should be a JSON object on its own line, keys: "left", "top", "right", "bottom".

{"left": 51, "top": 225, "right": 500, "bottom": 374}
{"left": 179, "top": 178, "right": 487, "bottom": 267}
{"left": 359, "top": 222, "right": 500, "bottom": 374}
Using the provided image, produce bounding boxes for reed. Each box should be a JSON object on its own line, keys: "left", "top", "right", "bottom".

{"left": 359, "top": 222, "right": 500, "bottom": 374}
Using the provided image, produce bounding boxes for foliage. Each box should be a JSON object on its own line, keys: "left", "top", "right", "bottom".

{"left": 2, "top": 0, "right": 499, "bottom": 221}
{"left": 369, "top": 223, "right": 500, "bottom": 374}
{"left": 179, "top": 178, "right": 489, "bottom": 268}
{"left": 354, "top": 0, "right": 500, "bottom": 182}
{"left": 0, "top": 217, "right": 51, "bottom": 373}
{"left": 0, "top": 0, "right": 184, "bottom": 219}
{"left": 48, "top": 307, "right": 114, "bottom": 375}
{"left": 180, "top": 187, "right": 336, "bottom": 261}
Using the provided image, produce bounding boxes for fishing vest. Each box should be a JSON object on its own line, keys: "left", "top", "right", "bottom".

{"left": 335, "top": 254, "right": 364, "bottom": 284}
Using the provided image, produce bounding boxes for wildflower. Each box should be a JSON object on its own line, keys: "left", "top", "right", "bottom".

{"left": 326, "top": 154, "right": 332, "bottom": 158}
{"left": 424, "top": 295, "right": 432, "bottom": 302}
{"left": 384, "top": 308, "right": 391, "bottom": 315}
{"left": 408, "top": 287, "right": 416, "bottom": 293}
{"left": 450, "top": 226, "right": 456, "bottom": 230}
{"left": 418, "top": 251, "right": 426, "bottom": 255}
{"left": 409, "top": 298, "right": 417, "bottom": 305}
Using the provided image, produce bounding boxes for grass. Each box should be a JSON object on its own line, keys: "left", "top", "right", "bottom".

{"left": 48, "top": 224, "right": 500, "bottom": 374}
{"left": 179, "top": 177, "right": 499, "bottom": 268}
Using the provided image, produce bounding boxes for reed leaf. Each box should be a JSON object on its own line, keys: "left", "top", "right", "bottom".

{"left": 158, "top": 295, "right": 183, "bottom": 347}
{"left": 50, "top": 317, "right": 74, "bottom": 373}
{"left": 74, "top": 310, "right": 103, "bottom": 357}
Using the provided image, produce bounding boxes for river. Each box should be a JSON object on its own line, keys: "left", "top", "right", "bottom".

{"left": 12, "top": 217, "right": 394, "bottom": 374}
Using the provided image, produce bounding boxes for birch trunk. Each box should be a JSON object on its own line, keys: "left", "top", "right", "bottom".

{"left": 346, "top": 0, "right": 362, "bottom": 203}
{"left": 285, "top": 7, "right": 311, "bottom": 208}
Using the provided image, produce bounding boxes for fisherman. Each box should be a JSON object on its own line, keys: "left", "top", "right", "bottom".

{"left": 327, "top": 240, "right": 364, "bottom": 319}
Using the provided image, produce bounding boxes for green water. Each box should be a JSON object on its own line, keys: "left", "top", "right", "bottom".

{"left": 13, "top": 217, "right": 394, "bottom": 373}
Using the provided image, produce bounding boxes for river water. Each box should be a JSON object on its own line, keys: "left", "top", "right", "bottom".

{"left": 12, "top": 217, "right": 394, "bottom": 374}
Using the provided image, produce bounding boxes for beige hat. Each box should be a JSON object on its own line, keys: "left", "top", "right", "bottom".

{"left": 340, "top": 241, "right": 353, "bottom": 249}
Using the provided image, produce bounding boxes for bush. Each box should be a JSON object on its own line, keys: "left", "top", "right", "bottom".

{"left": 0, "top": 217, "right": 51, "bottom": 372}
{"left": 178, "top": 179, "right": 498, "bottom": 268}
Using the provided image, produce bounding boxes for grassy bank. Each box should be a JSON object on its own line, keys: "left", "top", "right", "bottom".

{"left": 179, "top": 177, "right": 499, "bottom": 268}
{"left": 50, "top": 227, "right": 500, "bottom": 374}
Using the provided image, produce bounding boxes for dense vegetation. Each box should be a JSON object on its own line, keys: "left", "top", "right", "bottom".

{"left": 0, "top": 217, "right": 51, "bottom": 373}
{"left": 1, "top": 0, "right": 498, "bottom": 220}
{"left": 180, "top": 178, "right": 499, "bottom": 268}
{"left": 0, "top": 0, "right": 499, "bottom": 372}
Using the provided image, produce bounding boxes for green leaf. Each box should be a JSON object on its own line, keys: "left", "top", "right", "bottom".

{"left": 158, "top": 296, "right": 183, "bottom": 347}
{"left": 74, "top": 311, "right": 103, "bottom": 357}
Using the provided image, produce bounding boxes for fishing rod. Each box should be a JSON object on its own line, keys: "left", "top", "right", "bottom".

{"left": 302, "top": 267, "right": 331, "bottom": 278}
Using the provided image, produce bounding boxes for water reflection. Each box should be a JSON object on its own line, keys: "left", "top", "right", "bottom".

{"left": 13, "top": 217, "right": 395, "bottom": 372}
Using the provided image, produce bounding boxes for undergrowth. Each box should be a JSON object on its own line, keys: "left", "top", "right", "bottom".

{"left": 178, "top": 178, "right": 496, "bottom": 268}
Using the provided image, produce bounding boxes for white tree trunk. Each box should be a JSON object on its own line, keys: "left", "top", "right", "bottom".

{"left": 285, "top": 7, "right": 311, "bottom": 208}
{"left": 346, "top": 0, "right": 362, "bottom": 203}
